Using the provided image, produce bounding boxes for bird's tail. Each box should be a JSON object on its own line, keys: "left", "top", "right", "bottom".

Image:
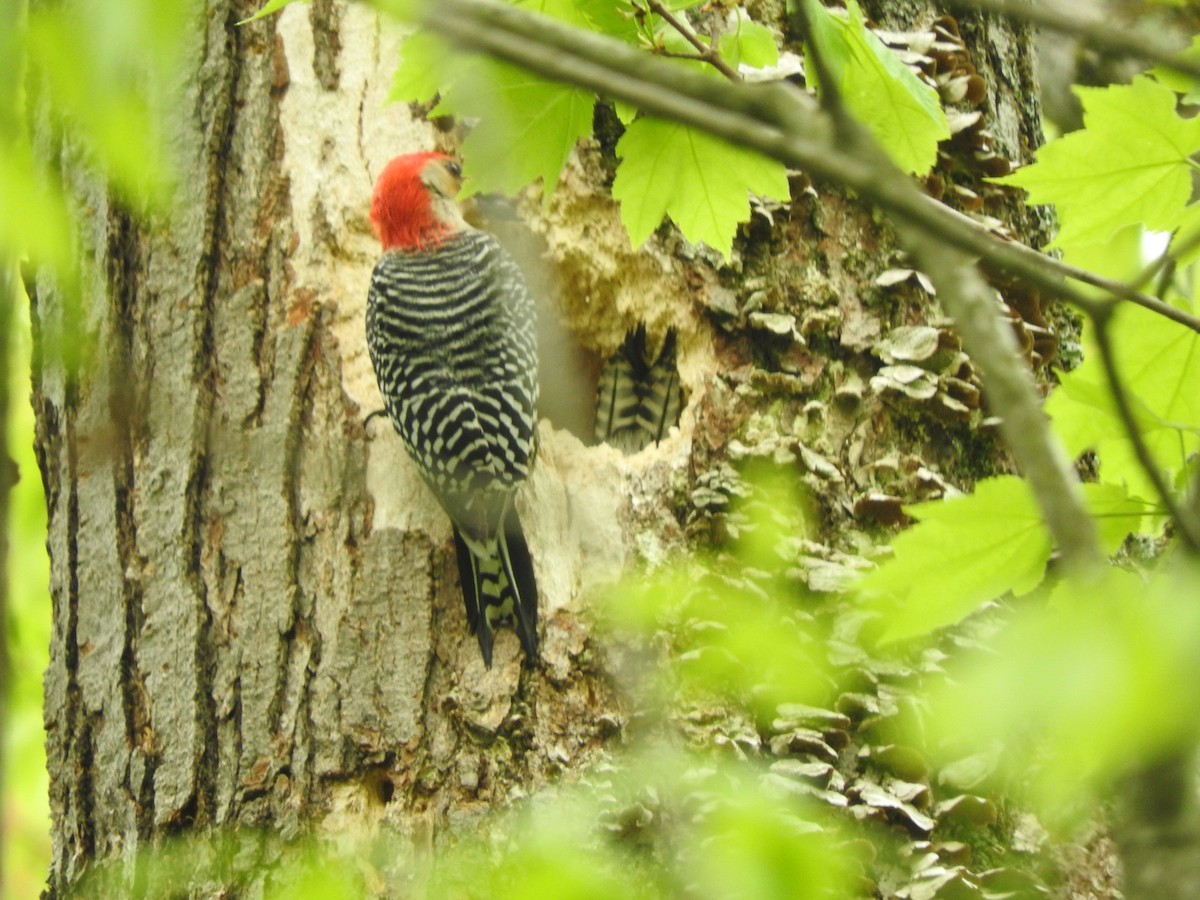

{"left": 452, "top": 509, "right": 539, "bottom": 668}
{"left": 594, "top": 326, "right": 682, "bottom": 454}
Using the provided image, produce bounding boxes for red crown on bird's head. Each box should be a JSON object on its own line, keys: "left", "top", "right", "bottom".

{"left": 370, "top": 152, "right": 459, "bottom": 251}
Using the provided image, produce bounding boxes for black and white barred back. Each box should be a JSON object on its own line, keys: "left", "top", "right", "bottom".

{"left": 367, "top": 229, "right": 539, "bottom": 666}
{"left": 594, "top": 326, "right": 682, "bottom": 454}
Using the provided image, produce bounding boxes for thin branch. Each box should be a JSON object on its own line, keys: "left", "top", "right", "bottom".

{"left": 1050, "top": 255, "right": 1200, "bottom": 333}
{"left": 1091, "top": 310, "right": 1200, "bottom": 553}
{"left": 1041, "top": 248, "right": 1200, "bottom": 334}
{"left": 657, "top": 48, "right": 720, "bottom": 65}
{"left": 404, "top": 0, "right": 1104, "bottom": 568}
{"left": 901, "top": 229, "right": 1105, "bottom": 569}
{"left": 790, "top": 0, "right": 852, "bottom": 132}
{"left": 644, "top": 0, "right": 742, "bottom": 82}
{"left": 1133, "top": 227, "right": 1200, "bottom": 295}
{"left": 949, "top": 0, "right": 1200, "bottom": 83}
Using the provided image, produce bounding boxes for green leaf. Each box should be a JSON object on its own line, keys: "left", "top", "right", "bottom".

{"left": 612, "top": 117, "right": 790, "bottom": 256}
{"left": 859, "top": 476, "right": 1052, "bottom": 643}
{"left": 1150, "top": 35, "right": 1200, "bottom": 103}
{"left": 576, "top": 0, "right": 642, "bottom": 41}
{"left": 922, "top": 564, "right": 1200, "bottom": 815}
{"left": 1047, "top": 300, "right": 1200, "bottom": 502}
{"left": 388, "top": 31, "right": 453, "bottom": 106}
{"left": 718, "top": 12, "right": 779, "bottom": 70}
{"left": 439, "top": 57, "right": 595, "bottom": 199}
{"left": 238, "top": 0, "right": 306, "bottom": 25}
{"left": 804, "top": 0, "right": 949, "bottom": 175}
{"left": 612, "top": 99, "right": 638, "bottom": 125}
{"left": 1058, "top": 223, "right": 1147, "bottom": 283}
{"left": 512, "top": 0, "right": 593, "bottom": 30}
{"left": 994, "top": 76, "right": 1200, "bottom": 248}
{"left": 1167, "top": 201, "right": 1200, "bottom": 266}
{"left": 1081, "top": 482, "right": 1154, "bottom": 553}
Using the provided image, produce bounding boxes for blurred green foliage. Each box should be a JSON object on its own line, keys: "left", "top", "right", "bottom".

{"left": 2, "top": 284, "right": 51, "bottom": 900}
{"left": 1, "top": 0, "right": 186, "bottom": 273}
{"left": 2, "top": 0, "right": 190, "bottom": 893}
{"left": 920, "top": 563, "right": 1200, "bottom": 821}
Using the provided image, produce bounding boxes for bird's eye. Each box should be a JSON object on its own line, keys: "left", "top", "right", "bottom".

{"left": 445, "top": 161, "right": 463, "bottom": 178}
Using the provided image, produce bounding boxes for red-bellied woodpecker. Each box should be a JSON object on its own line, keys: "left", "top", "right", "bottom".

{"left": 366, "top": 152, "right": 539, "bottom": 668}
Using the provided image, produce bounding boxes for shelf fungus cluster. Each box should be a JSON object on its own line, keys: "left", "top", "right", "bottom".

{"left": 879, "top": 14, "right": 1061, "bottom": 377}
{"left": 868, "top": 322, "right": 983, "bottom": 424}
{"left": 876, "top": 16, "right": 1011, "bottom": 216}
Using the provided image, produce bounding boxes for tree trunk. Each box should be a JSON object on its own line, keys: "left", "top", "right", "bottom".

{"left": 33, "top": 0, "right": 1090, "bottom": 896}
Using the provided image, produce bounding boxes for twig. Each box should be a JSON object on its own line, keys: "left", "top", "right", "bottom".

{"left": 949, "top": 0, "right": 1200, "bottom": 82}
{"left": 1133, "top": 226, "right": 1200, "bottom": 296}
{"left": 790, "top": 0, "right": 852, "bottom": 133}
{"left": 1090, "top": 308, "right": 1200, "bottom": 552}
{"left": 645, "top": 0, "right": 741, "bottom": 82}
{"left": 902, "top": 229, "right": 1104, "bottom": 569}
{"left": 1044, "top": 248, "right": 1200, "bottom": 334}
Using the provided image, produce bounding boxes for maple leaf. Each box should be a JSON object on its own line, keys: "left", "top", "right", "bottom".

{"left": 804, "top": 0, "right": 949, "bottom": 175}
{"left": 1047, "top": 301, "right": 1200, "bottom": 503}
{"left": 995, "top": 76, "right": 1200, "bottom": 248}
{"left": 860, "top": 476, "right": 1052, "bottom": 643}
{"left": 612, "top": 117, "right": 789, "bottom": 256}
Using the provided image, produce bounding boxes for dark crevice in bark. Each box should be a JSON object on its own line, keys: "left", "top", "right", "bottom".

{"left": 75, "top": 714, "right": 97, "bottom": 862}
{"left": 244, "top": 283, "right": 271, "bottom": 430}
{"left": 197, "top": 7, "right": 241, "bottom": 397}
{"left": 190, "top": 1, "right": 248, "bottom": 826}
{"left": 310, "top": 0, "right": 343, "bottom": 91}
{"left": 25, "top": 273, "right": 59, "bottom": 522}
{"left": 62, "top": 387, "right": 89, "bottom": 869}
{"left": 105, "top": 204, "right": 156, "bottom": 836}
{"left": 188, "top": 451, "right": 219, "bottom": 826}
{"left": 228, "top": 566, "right": 246, "bottom": 814}
{"left": 272, "top": 316, "right": 318, "bottom": 785}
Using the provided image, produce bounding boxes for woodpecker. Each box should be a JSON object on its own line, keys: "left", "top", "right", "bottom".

{"left": 366, "top": 152, "right": 539, "bottom": 667}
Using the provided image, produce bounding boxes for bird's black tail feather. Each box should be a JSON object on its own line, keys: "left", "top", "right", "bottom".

{"left": 453, "top": 509, "right": 539, "bottom": 668}
{"left": 594, "top": 326, "right": 682, "bottom": 454}
{"left": 499, "top": 510, "right": 539, "bottom": 661}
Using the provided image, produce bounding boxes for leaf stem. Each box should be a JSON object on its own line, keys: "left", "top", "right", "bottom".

{"left": 1090, "top": 308, "right": 1200, "bottom": 552}
{"left": 644, "top": 0, "right": 742, "bottom": 82}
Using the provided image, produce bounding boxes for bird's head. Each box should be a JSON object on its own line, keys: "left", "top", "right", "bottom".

{"left": 370, "top": 153, "right": 466, "bottom": 251}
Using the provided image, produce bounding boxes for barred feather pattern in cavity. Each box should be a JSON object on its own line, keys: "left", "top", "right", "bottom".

{"left": 367, "top": 229, "right": 539, "bottom": 530}
{"left": 595, "top": 327, "right": 682, "bottom": 454}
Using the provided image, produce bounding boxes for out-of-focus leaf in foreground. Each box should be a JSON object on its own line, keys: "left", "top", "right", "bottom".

{"left": 858, "top": 476, "right": 1051, "bottom": 644}
{"left": 917, "top": 563, "right": 1200, "bottom": 819}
